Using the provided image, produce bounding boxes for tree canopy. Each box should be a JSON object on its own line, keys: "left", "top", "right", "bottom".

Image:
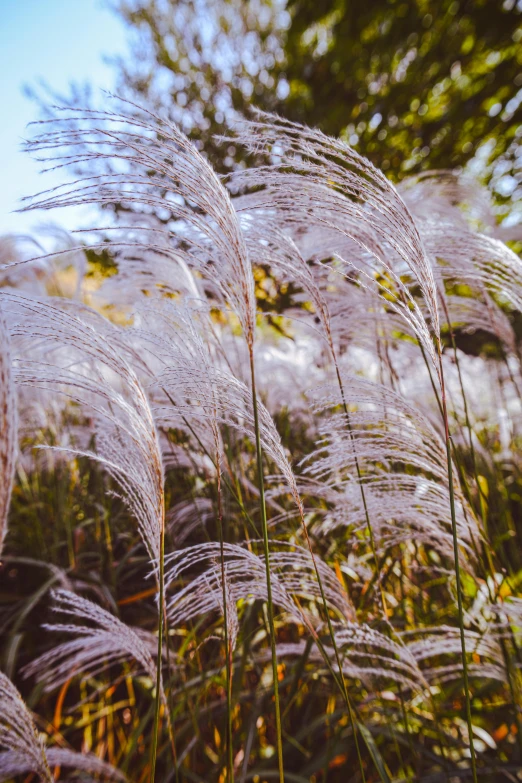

{"left": 114, "top": 0, "right": 522, "bottom": 218}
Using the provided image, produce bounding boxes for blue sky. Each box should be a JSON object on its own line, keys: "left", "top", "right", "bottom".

{"left": 0, "top": 0, "right": 127, "bottom": 235}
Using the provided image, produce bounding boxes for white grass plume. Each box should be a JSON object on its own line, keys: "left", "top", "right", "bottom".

{"left": 164, "top": 541, "right": 355, "bottom": 639}
{"left": 444, "top": 293, "right": 517, "bottom": 357}
{"left": 167, "top": 496, "right": 214, "bottom": 545}
{"left": 406, "top": 625, "right": 506, "bottom": 686}
{"left": 0, "top": 671, "right": 52, "bottom": 782}
{"left": 304, "top": 374, "right": 479, "bottom": 564}
{"left": 421, "top": 218, "right": 522, "bottom": 316}
{"left": 144, "top": 301, "right": 307, "bottom": 518}
{"left": 399, "top": 169, "right": 497, "bottom": 232}
{"left": 265, "top": 621, "right": 425, "bottom": 692}
{"left": 23, "top": 589, "right": 159, "bottom": 696}
{"left": 44, "top": 749, "right": 126, "bottom": 781}
{"left": 228, "top": 111, "right": 441, "bottom": 373}
{"left": 22, "top": 99, "right": 256, "bottom": 347}
{"left": 3, "top": 291, "right": 164, "bottom": 564}
{"left": 0, "top": 744, "right": 126, "bottom": 782}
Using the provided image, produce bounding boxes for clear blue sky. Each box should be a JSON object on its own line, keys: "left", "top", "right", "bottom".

{"left": 0, "top": 0, "right": 127, "bottom": 235}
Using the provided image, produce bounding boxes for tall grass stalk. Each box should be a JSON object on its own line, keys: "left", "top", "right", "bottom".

{"left": 333, "top": 363, "right": 388, "bottom": 617}
{"left": 150, "top": 509, "right": 166, "bottom": 781}
{"left": 438, "top": 352, "right": 478, "bottom": 783}
{"left": 248, "top": 345, "right": 284, "bottom": 783}
{"left": 291, "top": 537, "right": 368, "bottom": 781}
{"left": 216, "top": 449, "right": 234, "bottom": 781}
{"left": 441, "top": 300, "right": 522, "bottom": 757}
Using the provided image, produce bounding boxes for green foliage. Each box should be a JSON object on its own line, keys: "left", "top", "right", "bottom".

{"left": 283, "top": 0, "right": 522, "bottom": 180}
{"left": 115, "top": 0, "right": 522, "bottom": 202}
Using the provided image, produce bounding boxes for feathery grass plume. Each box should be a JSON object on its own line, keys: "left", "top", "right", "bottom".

{"left": 0, "top": 307, "right": 17, "bottom": 556}
{"left": 22, "top": 101, "right": 283, "bottom": 779}
{"left": 167, "top": 497, "right": 214, "bottom": 545}
{"left": 23, "top": 589, "right": 160, "bottom": 695}
{"left": 443, "top": 292, "right": 517, "bottom": 357}
{"left": 399, "top": 170, "right": 498, "bottom": 232}
{"left": 164, "top": 541, "right": 354, "bottom": 631}
{"left": 240, "top": 214, "right": 334, "bottom": 348}
{"left": 322, "top": 622, "right": 424, "bottom": 692}
{"left": 503, "top": 597, "right": 522, "bottom": 630}
{"left": 165, "top": 542, "right": 297, "bottom": 631}
{"left": 304, "top": 476, "right": 470, "bottom": 565}
{"left": 2, "top": 290, "right": 172, "bottom": 774}
{"left": 0, "top": 234, "right": 46, "bottom": 293}
{"left": 261, "top": 624, "right": 424, "bottom": 694}
{"left": 407, "top": 626, "right": 506, "bottom": 687}
{"left": 0, "top": 749, "right": 125, "bottom": 782}
{"left": 154, "top": 359, "right": 298, "bottom": 501}
{"left": 228, "top": 111, "right": 440, "bottom": 372}
{"left": 44, "top": 749, "right": 127, "bottom": 781}
{"left": 491, "top": 597, "right": 522, "bottom": 652}
{"left": 305, "top": 375, "right": 479, "bottom": 566}
{"left": 0, "top": 745, "right": 126, "bottom": 782}
{"left": 399, "top": 168, "right": 522, "bottom": 246}
{"left": 420, "top": 218, "right": 522, "bottom": 316}
{"left": 0, "top": 231, "right": 87, "bottom": 302}
{"left": 97, "top": 239, "right": 204, "bottom": 308}
{"left": 0, "top": 671, "right": 52, "bottom": 782}
{"left": 21, "top": 100, "right": 256, "bottom": 347}
{"left": 2, "top": 291, "right": 163, "bottom": 564}
{"left": 239, "top": 205, "right": 413, "bottom": 365}
{"left": 142, "top": 300, "right": 313, "bottom": 520}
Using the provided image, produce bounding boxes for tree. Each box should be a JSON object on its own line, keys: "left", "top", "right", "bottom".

{"left": 113, "top": 0, "right": 522, "bottom": 217}
{"left": 113, "top": 0, "right": 290, "bottom": 172}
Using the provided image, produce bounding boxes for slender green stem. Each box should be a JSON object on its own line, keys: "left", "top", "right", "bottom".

{"left": 150, "top": 518, "right": 166, "bottom": 781}
{"left": 216, "top": 452, "right": 234, "bottom": 781}
{"left": 294, "top": 522, "right": 367, "bottom": 781}
{"left": 333, "top": 363, "right": 388, "bottom": 617}
{"left": 161, "top": 609, "right": 180, "bottom": 783}
{"left": 438, "top": 351, "right": 478, "bottom": 783}
{"left": 441, "top": 302, "right": 522, "bottom": 758}
{"left": 176, "top": 407, "right": 259, "bottom": 536}
{"left": 248, "top": 339, "right": 370, "bottom": 780}
{"left": 248, "top": 345, "right": 284, "bottom": 783}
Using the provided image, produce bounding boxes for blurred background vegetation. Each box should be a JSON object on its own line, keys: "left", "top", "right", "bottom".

{"left": 109, "top": 0, "right": 522, "bottom": 220}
